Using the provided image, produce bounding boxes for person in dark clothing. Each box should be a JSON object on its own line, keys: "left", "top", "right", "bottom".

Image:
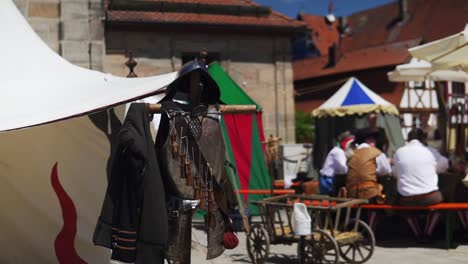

{"left": 93, "top": 103, "right": 168, "bottom": 264}
{"left": 367, "top": 113, "right": 389, "bottom": 153}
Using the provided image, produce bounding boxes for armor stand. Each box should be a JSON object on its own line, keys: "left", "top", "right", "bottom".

{"left": 172, "top": 210, "right": 193, "bottom": 264}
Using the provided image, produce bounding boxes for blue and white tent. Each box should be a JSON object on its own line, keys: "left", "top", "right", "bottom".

{"left": 312, "top": 77, "right": 399, "bottom": 117}
{"left": 311, "top": 77, "right": 404, "bottom": 170}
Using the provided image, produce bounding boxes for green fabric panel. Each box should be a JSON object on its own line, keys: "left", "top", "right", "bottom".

{"left": 208, "top": 62, "right": 260, "bottom": 109}
{"left": 247, "top": 116, "right": 271, "bottom": 215}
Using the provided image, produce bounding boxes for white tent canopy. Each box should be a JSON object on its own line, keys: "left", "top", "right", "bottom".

{"left": 0, "top": 0, "right": 176, "bottom": 132}
{"left": 388, "top": 58, "right": 468, "bottom": 82}
{"left": 312, "top": 77, "right": 399, "bottom": 117}
{"left": 409, "top": 24, "right": 468, "bottom": 70}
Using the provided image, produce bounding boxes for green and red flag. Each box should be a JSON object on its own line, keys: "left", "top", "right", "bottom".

{"left": 208, "top": 62, "right": 271, "bottom": 215}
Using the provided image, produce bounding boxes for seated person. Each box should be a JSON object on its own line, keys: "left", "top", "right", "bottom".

{"left": 346, "top": 128, "right": 392, "bottom": 201}
{"left": 421, "top": 131, "right": 449, "bottom": 172}
{"left": 393, "top": 128, "right": 448, "bottom": 242}
{"left": 367, "top": 113, "right": 389, "bottom": 153}
{"left": 319, "top": 131, "right": 354, "bottom": 195}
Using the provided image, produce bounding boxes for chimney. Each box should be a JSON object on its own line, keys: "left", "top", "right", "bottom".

{"left": 327, "top": 43, "right": 338, "bottom": 67}
{"left": 398, "top": 0, "right": 409, "bottom": 22}
{"left": 338, "top": 16, "right": 348, "bottom": 37}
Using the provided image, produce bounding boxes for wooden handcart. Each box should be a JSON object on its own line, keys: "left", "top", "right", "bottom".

{"left": 247, "top": 194, "right": 375, "bottom": 264}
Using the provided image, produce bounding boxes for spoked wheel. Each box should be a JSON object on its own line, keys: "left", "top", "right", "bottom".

{"left": 298, "top": 229, "right": 339, "bottom": 264}
{"left": 339, "top": 219, "right": 375, "bottom": 264}
{"left": 246, "top": 224, "right": 270, "bottom": 264}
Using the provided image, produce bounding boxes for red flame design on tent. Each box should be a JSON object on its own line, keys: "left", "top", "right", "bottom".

{"left": 50, "top": 162, "right": 87, "bottom": 264}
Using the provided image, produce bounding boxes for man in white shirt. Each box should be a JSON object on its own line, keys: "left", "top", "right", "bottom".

{"left": 319, "top": 131, "right": 354, "bottom": 195}
{"left": 393, "top": 128, "right": 448, "bottom": 242}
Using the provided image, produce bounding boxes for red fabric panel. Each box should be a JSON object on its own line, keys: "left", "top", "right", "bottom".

{"left": 224, "top": 113, "right": 253, "bottom": 203}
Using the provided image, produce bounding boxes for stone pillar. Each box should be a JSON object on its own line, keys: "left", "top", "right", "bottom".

{"left": 13, "top": 0, "right": 61, "bottom": 53}
{"left": 12, "top": 0, "right": 105, "bottom": 70}
{"left": 60, "top": 0, "right": 104, "bottom": 70}
{"left": 272, "top": 37, "right": 296, "bottom": 143}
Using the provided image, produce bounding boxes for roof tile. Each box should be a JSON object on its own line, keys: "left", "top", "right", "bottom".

{"left": 298, "top": 13, "right": 339, "bottom": 55}
{"left": 341, "top": 0, "right": 468, "bottom": 51}
{"left": 293, "top": 39, "right": 419, "bottom": 81}
{"left": 106, "top": 0, "right": 305, "bottom": 29}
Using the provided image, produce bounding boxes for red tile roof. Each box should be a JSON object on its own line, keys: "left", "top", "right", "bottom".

{"left": 293, "top": 0, "right": 468, "bottom": 81}
{"left": 106, "top": 0, "right": 305, "bottom": 29}
{"left": 298, "top": 13, "right": 339, "bottom": 56}
{"left": 341, "top": 0, "right": 468, "bottom": 51}
{"left": 293, "top": 39, "right": 419, "bottom": 81}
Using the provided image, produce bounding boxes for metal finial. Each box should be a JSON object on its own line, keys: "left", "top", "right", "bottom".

{"left": 200, "top": 48, "right": 208, "bottom": 64}
{"left": 125, "top": 51, "right": 138, "bottom": 78}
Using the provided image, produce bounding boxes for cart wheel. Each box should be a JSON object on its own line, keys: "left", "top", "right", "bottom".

{"left": 246, "top": 224, "right": 270, "bottom": 264}
{"left": 298, "top": 229, "right": 339, "bottom": 264}
{"left": 339, "top": 219, "right": 375, "bottom": 264}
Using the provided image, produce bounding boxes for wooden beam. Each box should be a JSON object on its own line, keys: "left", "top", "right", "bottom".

{"left": 149, "top": 104, "right": 257, "bottom": 113}
{"left": 398, "top": 108, "right": 439, "bottom": 114}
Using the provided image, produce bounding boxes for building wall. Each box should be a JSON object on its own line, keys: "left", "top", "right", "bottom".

{"left": 12, "top": 0, "right": 296, "bottom": 142}
{"left": 13, "top": 0, "right": 104, "bottom": 70}
{"left": 105, "top": 29, "right": 296, "bottom": 142}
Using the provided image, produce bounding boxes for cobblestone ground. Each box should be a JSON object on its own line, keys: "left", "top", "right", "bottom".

{"left": 191, "top": 218, "right": 468, "bottom": 264}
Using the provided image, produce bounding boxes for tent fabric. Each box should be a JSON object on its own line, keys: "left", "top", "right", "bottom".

{"left": 409, "top": 24, "right": 468, "bottom": 70}
{"left": 208, "top": 62, "right": 270, "bottom": 215}
{"left": 209, "top": 63, "right": 261, "bottom": 110}
{"left": 0, "top": 0, "right": 176, "bottom": 132}
{"left": 312, "top": 77, "right": 399, "bottom": 117}
{"left": 0, "top": 108, "right": 127, "bottom": 263}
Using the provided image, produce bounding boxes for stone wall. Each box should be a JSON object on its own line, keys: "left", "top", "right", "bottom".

{"left": 105, "top": 30, "right": 296, "bottom": 142}
{"left": 13, "top": 0, "right": 104, "bottom": 70}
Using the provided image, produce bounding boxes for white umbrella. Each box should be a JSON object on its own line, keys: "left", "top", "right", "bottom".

{"left": 388, "top": 58, "right": 468, "bottom": 83}
{"left": 409, "top": 24, "right": 468, "bottom": 70}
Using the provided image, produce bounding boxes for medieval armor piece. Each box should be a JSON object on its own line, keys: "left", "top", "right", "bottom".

{"left": 156, "top": 103, "right": 236, "bottom": 261}
{"left": 156, "top": 59, "right": 237, "bottom": 262}
{"left": 93, "top": 103, "right": 168, "bottom": 264}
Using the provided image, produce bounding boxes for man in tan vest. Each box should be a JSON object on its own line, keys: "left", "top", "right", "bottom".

{"left": 346, "top": 128, "right": 392, "bottom": 202}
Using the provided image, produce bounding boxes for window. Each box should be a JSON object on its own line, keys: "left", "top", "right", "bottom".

{"left": 452, "top": 82, "right": 465, "bottom": 96}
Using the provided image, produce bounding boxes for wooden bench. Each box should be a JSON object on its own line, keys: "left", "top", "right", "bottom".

{"left": 273, "top": 180, "right": 301, "bottom": 189}
{"left": 360, "top": 203, "right": 468, "bottom": 249}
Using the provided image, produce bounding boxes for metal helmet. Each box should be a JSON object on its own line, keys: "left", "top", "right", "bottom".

{"left": 163, "top": 59, "right": 220, "bottom": 104}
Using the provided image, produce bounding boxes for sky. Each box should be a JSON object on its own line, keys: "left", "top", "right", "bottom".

{"left": 255, "top": 0, "right": 396, "bottom": 18}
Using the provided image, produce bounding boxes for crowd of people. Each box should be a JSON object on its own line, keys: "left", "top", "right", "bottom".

{"left": 318, "top": 120, "right": 454, "bottom": 242}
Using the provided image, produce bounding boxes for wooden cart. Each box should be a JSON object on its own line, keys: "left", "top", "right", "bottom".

{"left": 247, "top": 194, "right": 375, "bottom": 264}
